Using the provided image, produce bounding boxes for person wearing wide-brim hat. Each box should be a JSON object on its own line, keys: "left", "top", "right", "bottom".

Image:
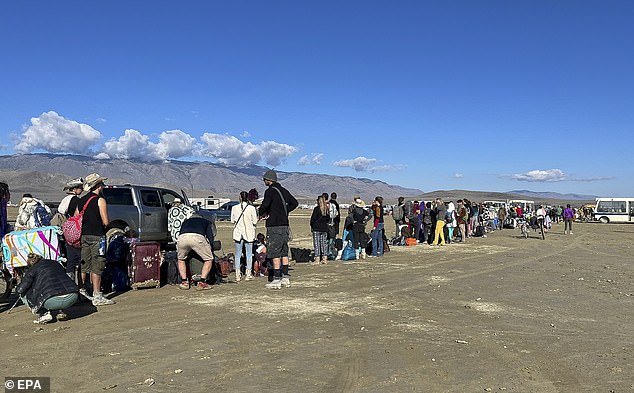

{"left": 351, "top": 197, "right": 369, "bottom": 259}
{"left": 77, "top": 173, "right": 115, "bottom": 306}
{"left": 57, "top": 177, "right": 85, "bottom": 289}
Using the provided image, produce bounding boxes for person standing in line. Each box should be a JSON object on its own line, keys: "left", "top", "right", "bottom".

{"left": 456, "top": 200, "right": 468, "bottom": 242}
{"left": 352, "top": 197, "right": 369, "bottom": 259}
{"left": 497, "top": 205, "right": 507, "bottom": 231}
{"left": 421, "top": 201, "right": 433, "bottom": 244}
{"left": 79, "top": 173, "right": 115, "bottom": 306}
{"left": 392, "top": 197, "right": 406, "bottom": 237}
{"left": 446, "top": 201, "right": 457, "bottom": 243}
{"left": 330, "top": 192, "right": 340, "bottom": 236}
{"left": 58, "top": 178, "right": 84, "bottom": 287}
{"left": 433, "top": 198, "right": 447, "bottom": 246}
{"left": 258, "top": 170, "right": 298, "bottom": 290}
{"left": 563, "top": 204, "right": 575, "bottom": 235}
{"left": 370, "top": 196, "right": 385, "bottom": 257}
{"left": 310, "top": 195, "right": 330, "bottom": 265}
{"left": 231, "top": 191, "right": 258, "bottom": 282}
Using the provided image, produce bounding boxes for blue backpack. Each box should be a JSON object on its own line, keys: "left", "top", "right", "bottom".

{"left": 33, "top": 204, "right": 52, "bottom": 227}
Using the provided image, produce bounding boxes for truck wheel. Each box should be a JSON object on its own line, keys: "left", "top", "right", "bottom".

{"left": 599, "top": 216, "right": 609, "bottom": 224}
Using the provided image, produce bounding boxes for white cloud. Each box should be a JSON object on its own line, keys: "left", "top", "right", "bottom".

{"left": 454, "top": 173, "right": 464, "bottom": 178}
{"left": 199, "top": 133, "right": 297, "bottom": 166}
{"left": 511, "top": 169, "right": 567, "bottom": 182}
{"left": 240, "top": 131, "right": 251, "bottom": 138}
{"left": 298, "top": 153, "right": 324, "bottom": 165}
{"left": 96, "top": 118, "right": 107, "bottom": 123}
{"left": 15, "top": 111, "right": 101, "bottom": 154}
{"left": 100, "top": 129, "right": 200, "bottom": 161}
{"left": 333, "top": 156, "right": 377, "bottom": 172}
{"left": 156, "top": 130, "right": 200, "bottom": 159}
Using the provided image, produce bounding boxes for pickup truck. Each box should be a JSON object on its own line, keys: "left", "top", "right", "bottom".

{"left": 102, "top": 184, "right": 216, "bottom": 246}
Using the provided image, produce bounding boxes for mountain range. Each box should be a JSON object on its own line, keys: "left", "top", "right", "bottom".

{"left": 0, "top": 154, "right": 422, "bottom": 203}
{"left": 0, "top": 154, "right": 597, "bottom": 205}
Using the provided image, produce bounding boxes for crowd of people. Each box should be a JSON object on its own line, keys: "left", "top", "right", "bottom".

{"left": 5, "top": 169, "right": 585, "bottom": 324}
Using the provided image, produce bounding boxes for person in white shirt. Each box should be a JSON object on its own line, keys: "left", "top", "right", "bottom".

{"left": 231, "top": 191, "right": 258, "bottom": 282}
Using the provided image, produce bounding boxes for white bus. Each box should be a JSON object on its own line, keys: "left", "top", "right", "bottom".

{"left": 594, "top": 198, "right": 634, "bottom": 223}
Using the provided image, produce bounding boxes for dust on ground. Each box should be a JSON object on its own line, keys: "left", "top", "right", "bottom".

{"left": 1, "top": 217, "right": 633, "bottom": 392}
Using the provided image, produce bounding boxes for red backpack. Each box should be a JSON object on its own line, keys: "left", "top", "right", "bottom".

{"left": 62, "top": 195, "right": 97, "bottom": 248}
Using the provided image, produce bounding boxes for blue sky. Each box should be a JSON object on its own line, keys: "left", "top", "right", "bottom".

{"left": 1, "top": 1, "right": 632, "bottom": 196}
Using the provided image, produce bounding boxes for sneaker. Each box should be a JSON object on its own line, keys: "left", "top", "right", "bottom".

{"left": 178, "top": 280, "right": 190, "bottom": 290}
{"left": 92, "top": 294, "right": 115, "bottom": 306}
{"left": 569, "top": 232, "right": 573, "bottom": 235}
{"left": 56, "top": 311, "right": 68, "bottom": 321}
{"left": 196, "top": 282, "right": 212, "bottom": 290}
{"left": 79, "top": 288, "right": 93, "bottom": 301}
{"left": 281, "top": 276, "right": 291, "bottom": 288}
{"left": 265, "top": 279, "right": 282, "bottom": 290}
{"left": 33, "top": 311, "right": 53, "bottom": 324}
{"left": 245, "top": 272, "right": 254, "bottom": 281}
{"left": 235, "top": 271, "right": 242, "bottom": 282}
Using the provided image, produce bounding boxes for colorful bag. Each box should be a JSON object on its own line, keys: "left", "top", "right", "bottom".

{"left": 61, "top": 195, "right": 97, "bottom": 248}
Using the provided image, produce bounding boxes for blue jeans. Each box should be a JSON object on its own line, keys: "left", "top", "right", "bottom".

{"left": 234, "top": 240, "right": 253, "bottom": 272}
{"left": 371, "top": 223, "right": 384, "bottom": 256}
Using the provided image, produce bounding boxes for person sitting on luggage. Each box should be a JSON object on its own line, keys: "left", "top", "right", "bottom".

{"left": 16, "top": 253, "right": 79, "bottom": 324}
{"left": 176, "top": 213, "right": 216, "bottom": 290}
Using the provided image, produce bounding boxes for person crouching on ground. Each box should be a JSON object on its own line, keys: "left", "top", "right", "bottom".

{"left": 310, "top": 195, "right": 330, "bottom": 265}
{"left": 177, "top": 213, "right": 216, "bottom": 290}
{"left": 231, "top": 191, "right": 258, "bottom": 282}
{"left": 16, "top": 253, "right": 79, "bottom": 324}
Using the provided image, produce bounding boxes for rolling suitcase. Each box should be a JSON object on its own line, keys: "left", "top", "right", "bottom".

{"left": 127, "top": 241, "right": 161, "bottom": 290}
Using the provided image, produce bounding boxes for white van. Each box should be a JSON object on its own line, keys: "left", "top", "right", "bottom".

{"left": 594, "top": 198, "right": 634, "bottom": 223}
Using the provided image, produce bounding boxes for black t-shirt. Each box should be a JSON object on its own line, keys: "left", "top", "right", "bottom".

{"left": 79, "top": 192, "right": 105, "bottom": 236}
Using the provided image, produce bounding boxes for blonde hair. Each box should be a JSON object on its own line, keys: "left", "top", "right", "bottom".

{"left": 318, "top": 195, "right": 328, "bottom": 216}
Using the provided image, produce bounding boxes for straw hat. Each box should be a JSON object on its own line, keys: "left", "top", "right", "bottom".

{"left": 83, "top": 173, "right": 108, "bottom": 191}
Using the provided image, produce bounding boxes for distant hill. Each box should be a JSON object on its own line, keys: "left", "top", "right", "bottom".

{"left": 0, "top": 154, "right": 422, "bottom": 203}
{"left": 507, "top": 190, "right": 598, "bottom": 201}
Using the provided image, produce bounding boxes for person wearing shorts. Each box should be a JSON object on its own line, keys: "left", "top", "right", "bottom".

{"left": 258, "top": 169, "right": 298, "bottom": 289}
{"left": 79, "top": 173, "right": 114, "bottom": 306}
{"left": 176, "top": 214, "right": 215, "bottom": 290}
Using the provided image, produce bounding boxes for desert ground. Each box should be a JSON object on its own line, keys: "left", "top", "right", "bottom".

{"left": 1, "top": 211, "right": 633, "bottom": 393}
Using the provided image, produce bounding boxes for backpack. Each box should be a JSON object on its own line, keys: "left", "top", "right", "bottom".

{"left": 62, "top": 195, "right": 97, "bottom": 248}
{"left": 391, "top": 204, "right": 404, "bottom": 221}
{"left": 33, "top": 204, "right": 52, "bottom": 227}
{"left": 328, "top": 202, "right": 338, "bottom": 220}
{"left": 403, "top": 201, "right": 415, "bottom": 220}
{"left": 445, "top": 211, "right": 454, "bottom": 224}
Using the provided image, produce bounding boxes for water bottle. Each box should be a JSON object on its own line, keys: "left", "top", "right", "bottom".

{"left": 99, "top": 236, "right": 106, "bottom": 256}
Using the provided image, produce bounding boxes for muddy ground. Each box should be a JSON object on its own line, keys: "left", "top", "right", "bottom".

{"left": 1, "top": 214, "right": 633, "bottom": 392}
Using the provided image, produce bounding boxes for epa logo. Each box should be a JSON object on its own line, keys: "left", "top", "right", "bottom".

{"left": 5, "top": 377, "right": 50, "bottom": 392}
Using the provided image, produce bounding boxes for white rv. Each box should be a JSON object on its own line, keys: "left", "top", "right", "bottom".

{"left": 188, "top": 196, "right": 231, "bottom": 210}
{"left": 594, "top": 198, "right": 634, "bottom": 223}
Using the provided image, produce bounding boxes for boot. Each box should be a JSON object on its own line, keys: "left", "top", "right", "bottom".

{"left": 321, "top": 255, "right": 328, "bottom": 264}
{"left": 360, "top": 250, "right": 367, "bottom": 260}
{"left": 355, "top": 250, "right": 360, "bottom": 260}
